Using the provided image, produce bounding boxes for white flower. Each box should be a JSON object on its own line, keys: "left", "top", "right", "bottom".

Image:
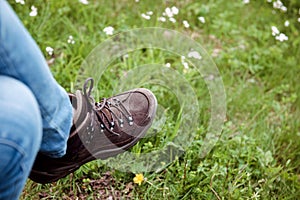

{"left": 271, "top": 26, "right": 288, "bottom": 42}
{"left": 158, "top": 17, "right": 166, "bottom": 22}
{"left": 273, "top": 0, "right": 283, "bottom": 9}
{"left": 181, "top": 56, "right": 189, "bottom": 69}
{"left": 284, "top": 20, "right": 289, "bottom": 27}
{"left": 247, "top": 78, "right": 256, "bottom": 83}
{"left": 171, "top": 6, "right": 179, "bottom": 15}
{"left": 267, "top": 0, "right": 272, "bottom": 2}
{"left": 29, "top": 5, "right": 37, "bottom": 17}
{"left": 165, "top": 7, "right": 173, "bottom": 18}
{"left": 103, "top": 26, "right": 114, "bottom": 35}
{"left": 169, "top": 17, "right": 176, "bottom": 23}
{"left": 67, "top": 35, "right": 75, "bottom": 44}
{"left": 243, "top": 0, "right": 250, "bottom": 4}
{"left": 141, "top": 11, "right": 153, "bottom": 20}
{"left": 188, "top": 51, "right": 202, "bottom": 60}
{"left": 165, "top": 63, "right": 171, "bottom": 68}
{"left": 273, "top": 0, "right": 287, "bottom": 12}
{"left": 161, "top": 6, "right": 179, "bottom": 23}
{"left": 135, "top": 0, "right": 139, "bottom": 2}
{"left": 141, "top": 13, "right": 151, "bottom": 20}
{"left": 183, "top": 20, "right": 190, "bottom": 28}
{"left": 281, "top": 6, "right": 287, "bottom": 12}
{"left": 275, "top": 33, "right": 288, "bottom": 42}
{"left": 198, "top": 16, "right": 205, "bottom": 24}
{"left": 182, "top": 62, "right": 189, "bottom": 69}
{"left": 46, "top": 46, "right": 54, "bottom": 56}
{"left": 164, "top": 6, "right": 179, "bottom": 18}
{"left": 298, "top": 18, "right": 300, "bottom": 23}
{"left": 79, "top": 0, "right": 89, "bottom": 5}
{"left": 15, "top": 0, "right": 25, "bottom": 5}
{"left": 162, "top": 6, "right": 179, "bottom": 23}
{"left": 146, "top": 11, "right": 153, "bottom": 15}
{"left": 271, "top": 26, "right": 280, "bottom": 36}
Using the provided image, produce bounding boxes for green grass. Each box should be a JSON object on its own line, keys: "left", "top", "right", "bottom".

{"left": 8, "top": 0, "right": 300, "bottom": 199}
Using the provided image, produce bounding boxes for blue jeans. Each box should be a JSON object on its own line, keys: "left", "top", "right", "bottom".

{"left": 0, "top": 1, "right": 73, "bottom": 199}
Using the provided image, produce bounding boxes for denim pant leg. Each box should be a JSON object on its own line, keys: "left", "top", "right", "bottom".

{"left": 0, "top": 76, "right": 42, "bottom": 200}
{"left": 0, "top": 1, "right": 73, "bottom": 157}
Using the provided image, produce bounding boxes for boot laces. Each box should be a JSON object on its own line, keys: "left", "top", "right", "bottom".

{"left": 82, "top": 78, "right": 134, "bottom": 136}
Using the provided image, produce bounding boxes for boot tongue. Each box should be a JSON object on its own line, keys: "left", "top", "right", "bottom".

{"left": 95, "top": 102, "right": 114, "bottom": 128}
{"left": 72, "top": 90, "right": 89, "bottom": 126}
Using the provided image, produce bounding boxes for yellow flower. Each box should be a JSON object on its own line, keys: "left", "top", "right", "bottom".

{"left": 133, "top": 173, "right": 144, "bottom": 185}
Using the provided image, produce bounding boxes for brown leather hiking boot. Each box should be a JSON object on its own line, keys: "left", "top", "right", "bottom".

{"left": 29, "top": 78, "right": 157, "bottom": 184}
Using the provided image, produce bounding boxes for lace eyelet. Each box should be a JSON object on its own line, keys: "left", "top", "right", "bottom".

{"left": 128, "top": 116, "right": 133, "bottom": 126}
